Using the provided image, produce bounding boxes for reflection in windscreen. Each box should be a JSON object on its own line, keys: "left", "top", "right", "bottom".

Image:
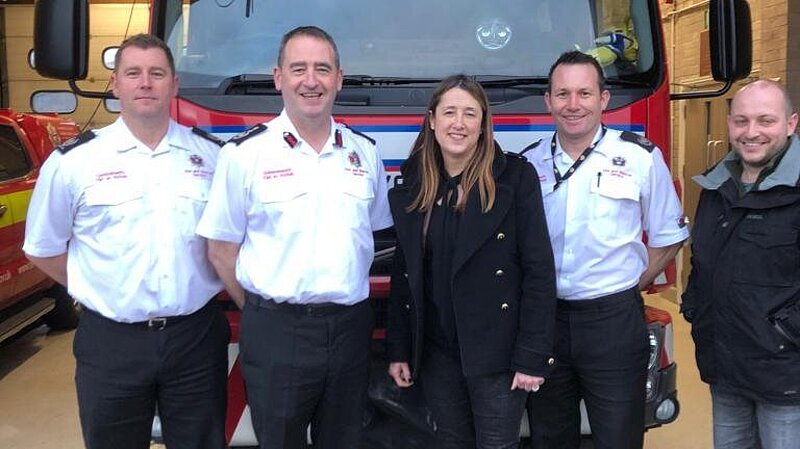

{"left": 164, "top": 0, "right": 655, "bottom": 88}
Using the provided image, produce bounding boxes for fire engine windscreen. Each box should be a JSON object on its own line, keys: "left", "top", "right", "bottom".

{"left": 163, "top": 0, "right": 656, "bottom": 89}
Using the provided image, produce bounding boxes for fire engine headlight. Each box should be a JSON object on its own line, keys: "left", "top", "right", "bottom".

{"left": 647, "top": 329, "right": 659, "bottom": 370}
{"left": 655, "top": 398, "right": 678, "bottom": 423}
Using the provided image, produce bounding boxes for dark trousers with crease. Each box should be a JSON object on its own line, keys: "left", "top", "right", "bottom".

{"left": 420, "top": 344, "right": 528, "bottom": 449}
{"left": 240, "top": 293, "right": 374, "bottom": 449}
{"left": 526, "top": 287, "right": 650, "bottom": 449}
{"left": 74, "top": 300, "right": 230, "bottom": 449}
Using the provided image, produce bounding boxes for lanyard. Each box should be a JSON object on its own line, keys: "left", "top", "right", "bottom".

{"left": 550, "top": 126, "right": 607, "bottom": 191}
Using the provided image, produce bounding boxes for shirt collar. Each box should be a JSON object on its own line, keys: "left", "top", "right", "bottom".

{"left": 276, "top": 109, "right": 340, "bottom": 154}
{"left": 112, "top": 117, "right": 179, "bottom": 155}
{"left": 547, "top": 125, "right": 605, "bottom": 162}
{"left": 694, "top": 135, "right": 800, "bottom": 191}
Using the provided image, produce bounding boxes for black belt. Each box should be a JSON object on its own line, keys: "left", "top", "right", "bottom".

{"left": 245, "top": 291, "right": 354, "bottom": 317}
{"left": 84, "top": 300, "right": 215, "bottom": 330}
{"left": 556, "top": 286, "right": 641, "bottom": 311}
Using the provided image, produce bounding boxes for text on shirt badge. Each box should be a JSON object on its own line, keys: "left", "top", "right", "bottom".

{"left": 95, "top": 170, "right": 128, "bottom": 182}
{"left": 263, "top": 168, "right": 295, "bottom": 180}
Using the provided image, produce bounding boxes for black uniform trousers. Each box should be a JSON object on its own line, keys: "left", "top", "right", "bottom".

{"left": 527, "top": 287, "right": 650, "bottom": 449}
{"left": 74, "top": 300, "right": 230, "bottom": 449}
{"left": 240, "top": 292, "right": 374, "bottom": 449}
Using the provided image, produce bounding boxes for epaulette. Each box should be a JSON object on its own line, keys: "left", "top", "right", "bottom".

{"left": 518, "top": 139, "right": 542, "bottom": 157}
{"left": 620, "top": 131, "right": 655, "bottom": 153}
{"left": 57, "top": 131, "right": 96, "bottom": 154}
{"left": 229, "top": 124, "right": 267, "bottom": 146}
{"left": 344, "top": 124, "right": 376, "bottom": 146}
{"left": 192, "top": 127, "right": 226, "bottom": 147}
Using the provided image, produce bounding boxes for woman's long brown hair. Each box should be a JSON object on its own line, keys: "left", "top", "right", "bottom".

{"left": 406, "top": 75, "right": 496, "bottom": 213}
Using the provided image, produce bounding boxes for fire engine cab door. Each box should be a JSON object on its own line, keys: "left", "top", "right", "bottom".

{"left": 0, "top": 119, "right": 36, "bottom": 303}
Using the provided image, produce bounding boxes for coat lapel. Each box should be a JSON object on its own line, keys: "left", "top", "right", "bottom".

{"left": 451, "top": 184, "right": 513, "bottom": 275}
{"left": 451, "top": 150, "right": 511, "bottom": 276}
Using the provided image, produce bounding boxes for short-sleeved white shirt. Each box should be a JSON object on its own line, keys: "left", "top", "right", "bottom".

{"left": 196, "top": 110, "right": 393, "bottom": 305}
{"left": 524, "top": 127, "right": 688, "bottom": 300}
{"left": 23, "top": 118, "right": 223, "bottom": 322}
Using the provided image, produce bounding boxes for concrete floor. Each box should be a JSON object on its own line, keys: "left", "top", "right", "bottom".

{"left": 0, "top": 294, "right": 712, "bottom": 449}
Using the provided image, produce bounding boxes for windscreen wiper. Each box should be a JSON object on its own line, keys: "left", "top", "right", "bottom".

{"left": 604, "top": 78, "right": 652, "bottom": 89}
{"left": 473, "top": 76, "right": 549, "bottom": 88}
{"left": 218, "top": 74, "right": 276, "bottom": 94}
{"left": 342, "top": 76, "right": 442, "bottom": 86}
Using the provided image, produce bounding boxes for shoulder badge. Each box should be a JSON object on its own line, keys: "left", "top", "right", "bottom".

{"left": 228, "top": 124, "right": 268, "bottom": 146}
{"left": 192, "top": 127, "right": 226, "bottom": 147}
{"left": 620, "top": 131, "right": 655, "bottom": 153}
{"left": 343, "top": 124, "right": 376, "bottom": 146}
{"left": 57, "top": 131, "right": 96, "bottom": 154}
{"left": 518, "top": 139, "right": 542, "bottom": 157}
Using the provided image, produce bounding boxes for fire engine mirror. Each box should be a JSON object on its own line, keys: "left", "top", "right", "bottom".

{"left": 27, "top": 49, "right": 36, "bottom": 70}
{"left": 33, "top": 0, "right": 90, "bottom": 80}
{"left": 104, "top": 98, "right": 121, "bottom": 113}
{"left": 102, "top": 47, "right": 118, "bottom": 70}
{"left": 709, "top": 0, "right": 752, "bottom": 82}
{"left": 30, "top": 91, "right": 78, "bottom": 114}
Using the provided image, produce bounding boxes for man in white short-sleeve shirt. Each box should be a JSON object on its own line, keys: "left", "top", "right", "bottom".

{"left": 522, "top": 50, "right": 688, "bottom": 449}
{"left": 197, "top": 26, "right": 392, "bottom": 449}
{"left": 23, "top": 34, "right": 229, "bottom": 449}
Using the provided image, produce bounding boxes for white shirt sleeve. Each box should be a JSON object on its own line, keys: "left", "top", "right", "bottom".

{"left": 196, "top": 143, "right": 249, "bottom": 243}
{"left": 641, "top": 147, "right": 690, "bottom": 248}
{"left": 23, "top": 151, "right": 74, "bottom": 257}
{"left": 369, "top": 146, "right": 394, "bottom": 231}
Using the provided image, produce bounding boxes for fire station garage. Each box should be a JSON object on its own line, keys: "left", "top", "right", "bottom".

{"left": 2, "top": 1, "right": 800, "bottom": 448}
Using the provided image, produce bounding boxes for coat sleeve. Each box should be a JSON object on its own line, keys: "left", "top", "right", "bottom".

{"left": 681, "top": 190, "right": 711, "bottom": 322}
{"left": 681, "top": 250, "right": 699, "bottom": 322}
{"left": 386, "top": 241, "right": 413, "bottom": 363}
{"left": 511, "top": 160, "right": 558, "bottom": 376}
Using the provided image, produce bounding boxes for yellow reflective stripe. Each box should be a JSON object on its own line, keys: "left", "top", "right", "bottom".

{"left": 0, "top": 188, "right": 34, "bottom": 228}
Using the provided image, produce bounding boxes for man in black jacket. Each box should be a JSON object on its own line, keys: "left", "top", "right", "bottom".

{"left": 683, "top": 79, "right": 800, "bottom": 449}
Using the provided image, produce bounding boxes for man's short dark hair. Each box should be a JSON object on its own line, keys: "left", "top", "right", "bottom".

{"left": 115, "top": 33, "right": 175, "bottom": 75}
{"left": 277, "top": 26, "right": 340, "bottom": 69}
{"left": 548, "top": 50, "right": 606, "bottom": 92}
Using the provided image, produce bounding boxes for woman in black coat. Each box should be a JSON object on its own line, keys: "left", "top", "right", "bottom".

{"left": 386, "top": 75, "right": 557, "bottom": 449}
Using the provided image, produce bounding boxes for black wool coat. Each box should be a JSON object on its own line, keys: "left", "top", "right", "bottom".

{"left": 386, "top": 148, "right": 557, "bottom": 378}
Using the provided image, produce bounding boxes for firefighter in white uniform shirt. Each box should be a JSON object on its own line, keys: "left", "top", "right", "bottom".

{"left": 197, "top": 26, "right": 392, "bottom": 449}
{"left": 522, "top": 51, "right": 688, "bottom": 449}
{"left": 23, "top": 34, "right": 229, "bottom": 449}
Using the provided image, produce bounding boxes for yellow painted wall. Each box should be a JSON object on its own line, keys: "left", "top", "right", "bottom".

{"left": 662, "top": 0, "right": 799, "bottom": 298}
{"left": 2, "top": 4, "right": 149, "bottom": 129}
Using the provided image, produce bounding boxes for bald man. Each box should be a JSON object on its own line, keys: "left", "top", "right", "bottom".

{"left": 682, "top": 80, "right": 800, "bottom": 449}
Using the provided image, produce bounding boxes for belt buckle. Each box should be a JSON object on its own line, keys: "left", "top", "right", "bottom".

{"left": 147, "top": 318, "right": 167, "bottom": 330}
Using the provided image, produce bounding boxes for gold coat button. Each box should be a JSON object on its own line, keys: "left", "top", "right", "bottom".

{"left": 547, "top": 357, "right": 555, "bottom": 366}
{"left": 496, "top": 232, "right": 506, "bottom": 240}
{"left": 501, "top": 303, "right": 509, "bottom": 311}
{"left": 495, "top": 269, "right": 505, "bottom": 277}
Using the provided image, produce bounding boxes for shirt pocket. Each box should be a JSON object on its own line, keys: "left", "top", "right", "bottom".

{"left": 258, "top": 180, "right": 310, "bottom": 236}
{"left": 336, "top": 173, "right": 375, "bottom": 226}
{"left": 589, "top": 174, "right": 641, "bottom": 237}
{"left": 84, "top": 183, "right": 143, "bottom": 206}
{"left": 82, "top": 182, "right": 145, "bottom": 239}
{"left": 176, "top": 180, "right": 211, "bottom": 235}
{"left": 340, "top": 175, "right": 375, "bottom": 201}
